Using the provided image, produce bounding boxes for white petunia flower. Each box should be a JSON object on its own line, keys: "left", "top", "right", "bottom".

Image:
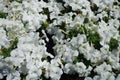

{"left": 6, "top": 71, "right": 21, "bottom": 80}
{"left": 64, "top": 63, "right": 76, "bottom": 74}
{"left": 94, "top": 62, "right": 112, "bottom": 74}
{"left": 75, "top": 62, "right": 86, "bottom": 76}
{"left": 0, "top": 73, "right": 3, "bottom": 79}
{"left": 0, "top": 27, "right": 10, "bottom": 48}
{"left": 116, "top": 74, "right": 120, "bottom": 80}
{"left": 85, "top": 77, "right": 93, "bottom": 80}
{"left": 26, "top": 73, "right": 38, "bottom": 80}
{"left": 44, "top": 59, "right": 63, "bottom": 80}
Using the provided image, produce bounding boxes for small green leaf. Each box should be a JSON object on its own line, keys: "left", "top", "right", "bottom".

{"left": 41, "top": 8, "right": 50, "bottom": 15}
{"left": 41, "top": 21, "right": 50, "bottom": 30}
{"left": 102, "top": 16, "right": 109, "bottom": 23}
{"left": 109, "top": 38, "right": 119, "bottom": 51}
{"left": 73, "top": 53, "right": 91, "bottom": 67}
{"left": 0, "top": 11, "right": 8, "bottom": 18}
{"left": 57, "top": 22, "right": 66, "bottom": 30}
{"left": 87, "top": 31, "right": 102, "bottom": 50}
{"left": 118, "top": 26, "right": 120, "bottom": 34}
{"left": 10, "top": 0, "right": 22, "bottom": 3}
{"left": 84, "top": 18, "right": 89, "bottom": 23}
{"left": 67, "top": 25, "right": 87, "bottom": 39}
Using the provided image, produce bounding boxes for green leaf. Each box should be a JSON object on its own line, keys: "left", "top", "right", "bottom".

{"left": 41, "top": 21, "right": 50, "bottom": 30}
{"left": 84, "top": 18, "right": 89, "bottom": 23}
{"left": 67, "top": 25, "right": 87, "bottom": 39}
{"left": 109, "top": 38, "right": 119, "bottom": 51}
{"left": 102, "top": 16, "right": 109, "bottom": 23}
{"left": 10, "top": 0, "right": 22, "bottom": 3}
{"left": 56, "top": 22, "right": 66, "bottom": 31}
{"left": 87, "top": 31, "right": 102, "bottom": 50}
{"left": 41, "top": 8, "right": 50, "bottom": 15}
{"left": 73, "top": 53, "right": 91, "bottom": 67}
{"left": 118, "top": 25, "right": 120, "bottom": 34}
{"left": 0, "top": 11, "right": 8, "bottom": 18}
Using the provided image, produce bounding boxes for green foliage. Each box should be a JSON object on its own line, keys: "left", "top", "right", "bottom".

{"left": 87, "top": 31, "right": 100, "bottom": 44}
{"left": 90, "top": 3, "right": 99, "bottom": 12}
{"left": 56, "top": 0, "right": 64, "bottom": 3}
{"left": 41, "top": 8, "right": 50, "bottom": 15}
{"left": 10, "top": 0, "right": 22, "bottom": 3}
{"left": 118, "top": 26, "right": 120, "bottom": 34}
{"left": 109, "top": 38, "right": 119, "bottom": 51}
{"left": 43, "top": 0, "right": 49, "bottom": 3}
{"left": 41, "top": 76, "right": 49, "bottom": 80}
{"left": 84, "top": 18, "right": 89, "bottom": 23}
{"left": 60, "top": 5, "right": 72, "bottom": 14}
{"left": 56, "top": 22, "right": 66, "bottom": 31}
{"left": 41, "top": 21, "right": 50, "bottom": 30}
{"left": 67, "top": 25, "right": 87, "bottom": 39}
{"left": 93, "top": 20, "right": 99, "bottom": 25}
{"left": 61, "top": 25, "right": 87, "bottom": 39}
{"left": 0, "top": 11, "right": 8, "bottom": 18}
{"left": 73, "top": 53, "right": 91, "bottom": 67}
{"left": 112, "top": 68, "right": 120, "bottom": 77}
{"left": 102, "top": 16, "right": 109, "bottom": 23}
{"left": 113, "top": 2, "right": 118, "bottom": 5}
{"left": 87, "top": 31, "right": 102, "bottom": 50}
{"left": 40, "top": 69, "right": 50, "bottom": 80}
{"left": 20, "top": 73, "right": 27, "bottom": 80}
{"left": 0, "top": 38, "right": 18, "bottom": 58}
{"left": 67, "top": 29, "right": 79, "bottom": 38}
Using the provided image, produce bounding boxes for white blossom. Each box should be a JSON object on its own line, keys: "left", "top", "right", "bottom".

{"left": 0, "top": 0, "right": 119, "bottom": 79}
{"left": 0, "top": 27, "right": 10, "bottom": 48}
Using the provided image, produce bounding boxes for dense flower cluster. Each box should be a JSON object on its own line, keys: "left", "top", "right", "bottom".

{"left": 0, "top": 0, "right": 120, "bottom": 80}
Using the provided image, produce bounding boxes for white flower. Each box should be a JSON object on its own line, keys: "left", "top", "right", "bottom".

{"left": 10, "top": 49, "right": 24, "bottom": 58}
{"left": 85, "top": 77, "right": 93, "bottom": 80}
{"left": 79, "top": 42, "right": 92, "bottom": 59}
{"left": 54, "top": 43, "right": 79, "bottom": 63}
{"left": 93, "top": 75, "right": 100, "bottom": 80}
{"left": 64, "top": 63, "right": 75, "bottom": 74}
{"left": 69, "top": 0, "right": 90, "bottom": 11}
{"left": 47, "top": 1, "right": 60, "bottom": 13}
{"left": 116, "top": 74, "right": 120, "bottom": 80}
{"left": 6, "top": 71, "right": 20, "bottom": 80}
{"left": 97, "top": 11, "right": 108, "bottom": 19}
{"left": 94, "top": 62, "right": 112, "bottom": 74}
{"left": 89, "top": 49, "right": 102, "bottom": 63}
{"left": 101, "top": 72, "right": 115, "bottom": 80}
{"left": 0, "top": 0, "right": 119, "bottom": 79}
{"left": 70, "top": 34, "right": 87, "bottom": 49}
{"left": 93, "top": 72, "right": 115, "bottom": 80}
{"left": 108, "top": 54, "right": 120, "bottom": 69}
{"left": 44, "top": 61, "right": 63, "bottom": 80}
{"left": 0, "top": 27, "right": 10, "bottom": 48}
{"left": 8, "top": 57, "right": 24, "bottom": 67}
{"left": 100, "top": 44, "right": 110, "bottom": 59}
{"left": 22, "top": 0, "right": 48, "bottom": 31}
{"left": 70, "top": 15, "right": 84, "bottom": 27}
{"left": 38, "top": 0, "right": 47, "bottom": 8}
{"left": 26, "top": 73, "right": 38, "bottom": 80}
{"left": 97, "top": 20, "right": 119, "bottom": 46}
{"left": 50, "top": 58, "right": 63, "bottom": 68}
{"left": 75, "top": 62, "right": 87, "bottom": 76}
{"left": 49, "top": 66, "right": 63, "bottom": 80}
{"left": 0, "top": 73, "right": 3, "bottom": 79}
{"left": 53, "top": 29, "right": 65, "bottom": 41}
{"left": 85, "top": 66, "right": 92, "bottom": 76}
